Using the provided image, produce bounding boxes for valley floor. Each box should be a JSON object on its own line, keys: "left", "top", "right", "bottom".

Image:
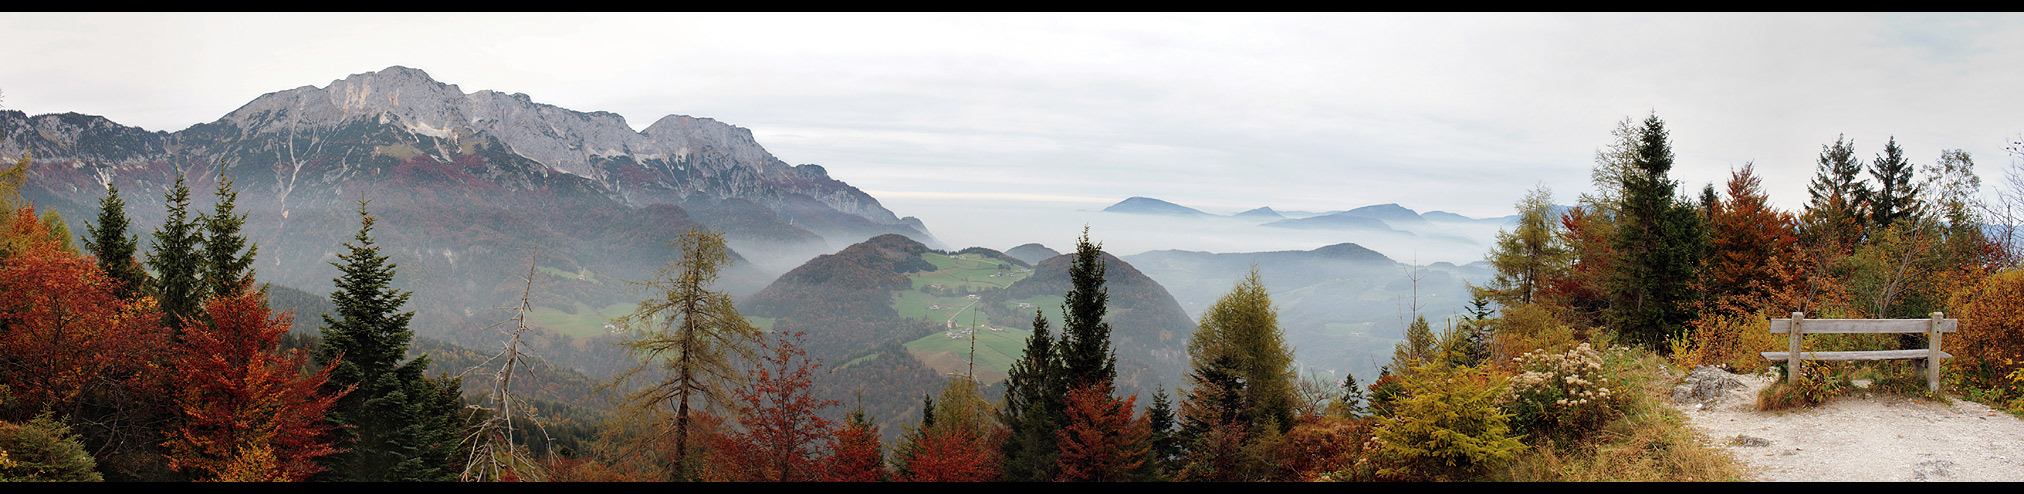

{"left": 1676, "top": 370, "right": 2024, "bottom": 482}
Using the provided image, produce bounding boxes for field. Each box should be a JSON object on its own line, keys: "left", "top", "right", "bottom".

{"left": 888, "top": 252, "right": 1047, "bottom": 384}
{"left": 905, "top": 326, "right": 1032, "bottom": 384}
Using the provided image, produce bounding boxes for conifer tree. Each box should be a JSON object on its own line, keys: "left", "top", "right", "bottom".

{"left": 1188, "top": 268, "right": 1298, "bottom": 433}
{"left": 1606, "top": 113, "right": 1705, "bottom": 352}
{"left": 314, "top": 200, "right": 456, "bottom": 482}
{"left": 998, "top": 310, "right": 1063, "bottom": 481}
{"left": 1480, "top": 185, "right": 1570, "bottom": 306}
{"left": 1869, "top": 136, "right": 1923, "bottom": 231}
{"left": 1059, "top": 227, "right": 1116, "bottom": 391}
{"left": 83, "top": 183, "right": 150, "bottom": 301}
{"left": 1142, "top": 387, "right": 1177, "bottom": 480}
{"left": 1803, "top": 134, "right": 1871, "bottom": 252}
{"left": 149, "top": 172, "right": 205, "bottom": 332}
{"left": 608, "top": 227, "right": 760, "bottom": 481}
{"left": 202, "top": 169, "right": 258, "bottom": 299}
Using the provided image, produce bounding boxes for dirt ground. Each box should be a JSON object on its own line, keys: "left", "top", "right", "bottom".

{"left": 1676, "top": 369, "right": 2024, "bottom": 482}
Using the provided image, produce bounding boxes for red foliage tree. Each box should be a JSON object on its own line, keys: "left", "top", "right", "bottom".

{"left": 704, "top": 331, "right": 838, "bottom": 482}
{"left": 901, "top": 425, "right": 999, "bottom": 482}
{"left": 1055, "top": 384, "right": 1148, "bottom": 482}
{"left": 0, "top": 209, "right": 169, "bottom": 419}
{"left": 822, "top": 409, "right": 886, "bottom": 482}
{"left": 162, "top": 289, "right": 347, "bottom": 481}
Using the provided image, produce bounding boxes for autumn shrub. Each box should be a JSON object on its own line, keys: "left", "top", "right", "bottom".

{"left": 1266, "top": 416, "right": 1372, "bottom": 481}
{"left": 1757, "top": 361, "right": 1852, "bottom": 411}
{"left": 0, "top": 415, "right": 102, "bottom": 482}
{"left": 1364, "top": 362, "right": 1522, "bottom": 481}
{"left": 1948, "top": 269, "right": 2024, "bottom": 396}
{"left": 1680, "top": 311, "right": 1784, "bottom": 373}
{"left": 1493, "top": 303, "right": 1581, "bottom": 366}
{"left": 1502, "top": 343, "right": 1629, "bottom": 440}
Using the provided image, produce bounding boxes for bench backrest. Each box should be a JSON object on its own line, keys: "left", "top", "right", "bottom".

{"left": 1768, "top": 318, "right": 1958, "bottom": 334}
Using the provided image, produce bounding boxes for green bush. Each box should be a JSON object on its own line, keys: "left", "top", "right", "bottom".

{"left": 0, "top": 415, "right": 102, "bottom": 482}
{"left": 1367, "top": 362, "right": 1523, "bottom": 481}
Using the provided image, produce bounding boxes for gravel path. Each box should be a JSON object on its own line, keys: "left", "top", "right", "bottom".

{"left": 1675, "top": 369, "right": 2024, "bottom": 482}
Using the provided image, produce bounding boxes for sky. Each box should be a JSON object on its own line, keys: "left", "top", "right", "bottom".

{"left": 5, "top": 12, "right": 2024, "bottom": 260}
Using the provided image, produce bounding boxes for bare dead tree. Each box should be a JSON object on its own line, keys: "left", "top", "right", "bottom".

{"left": 462, "top": 248, "right": 550, "bottom": 481}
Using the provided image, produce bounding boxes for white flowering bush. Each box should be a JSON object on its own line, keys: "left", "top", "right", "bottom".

{"left": 1501, "top": 343, "right": 1627, "bottom": 438}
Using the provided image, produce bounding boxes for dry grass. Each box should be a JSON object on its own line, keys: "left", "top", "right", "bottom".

{"left": 1499, "top": 348, "right": 1751, "bottom": 481}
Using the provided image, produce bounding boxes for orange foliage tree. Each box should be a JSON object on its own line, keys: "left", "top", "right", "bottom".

{"left": 0, "top": 208, "right": 169, "bottom": 419}
{"left": 162, "top": 289, "right": 347, "bottom": 481}
{"left": 901, "top": 425, "right": 999, "bottom": 482}
{"left": 822, "top": 409, "right": 885, "bottom": 482}
{"left": 1054, "top": 384, "right": 1148, "bottom": 482}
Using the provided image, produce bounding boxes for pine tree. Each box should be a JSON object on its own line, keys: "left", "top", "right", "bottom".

{"left": 998, "top": 310, "right": 1063, "bottom": 481}
{"left": 608, "top": 227, "right": 761, "bottom": 481}
{"left": 82, "top": 183, "right": 150, "bottom": 301}
{"left": 1869, "top": 136, "right": 1923, "bottom": 231}
{"left": 149, "top": 172, "right": 205, "bottom": 332}
{"left": 313, "top": 200, "right": 455, "bottom": 482}
{"left": 202, "top": 169, "right": 258, "bottom": 299}
{"left": 1059, "top": 227, "right": 1117, "bottom": 391}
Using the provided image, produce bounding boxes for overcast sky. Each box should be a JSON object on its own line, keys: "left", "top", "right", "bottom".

{"left": 5, "top": 12, "right": 2023, "bottom": 256}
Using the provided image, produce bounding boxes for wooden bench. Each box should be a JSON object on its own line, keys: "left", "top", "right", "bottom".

{"left": 1759, "top": 312, "right": 1958, "bottom": 393}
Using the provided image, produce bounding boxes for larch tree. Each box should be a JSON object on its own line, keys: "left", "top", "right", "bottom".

{"left": 314, "top": 201, "right": 459, "bottom": 482}
{"left": 1481, "top": 185, "right": 1570, "bottom": 307}
{"left": 609, "top": 227, "right": 761, "bottom": 481}
{"left": 1187, "top": 268, "right": 1297, "bottom": 433}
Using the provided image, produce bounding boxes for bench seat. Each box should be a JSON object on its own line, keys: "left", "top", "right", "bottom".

{"left": 1760, "top": 350, "right": 1953, "bottom": 362}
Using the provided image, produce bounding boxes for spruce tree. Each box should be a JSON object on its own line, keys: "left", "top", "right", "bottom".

{"left": 202, "top": 170, "right": 258, "bottom": 298}
{"left": 1803, "top": 134, "right": 1871, "bottom": 251}
{"left": 1869, "top": 136, "right": 1922, "bottom": 231}
{"left": 1058, "top": 227, "right": 1117, "bottom": 391}
{"left": 998, "top": 310, "right": 1063, "bottom": 481}
{"left": 83, "top": 183, "right": 150, "bottom": 301}
{"left": 148, "top": 172, "right": 206, "bottom": 332}
{"left": 1606, "top": 113, "right": 1706, "bottom": 353}
{"left": 314, "top": 201, "right": 454, "bottom": 482}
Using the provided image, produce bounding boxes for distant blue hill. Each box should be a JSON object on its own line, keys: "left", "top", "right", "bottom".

{"left": 1103, "top": 196, "right": 1212, "bottom": 216}
{"left": 1234, "top": 207, "right": 1286, "bottom": 220}
{"left": 1262, "top": 213, "right": 1400, "bottom": 232}
{"left": 1337, "top": 203, "right": 1428, "bottom": 226}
